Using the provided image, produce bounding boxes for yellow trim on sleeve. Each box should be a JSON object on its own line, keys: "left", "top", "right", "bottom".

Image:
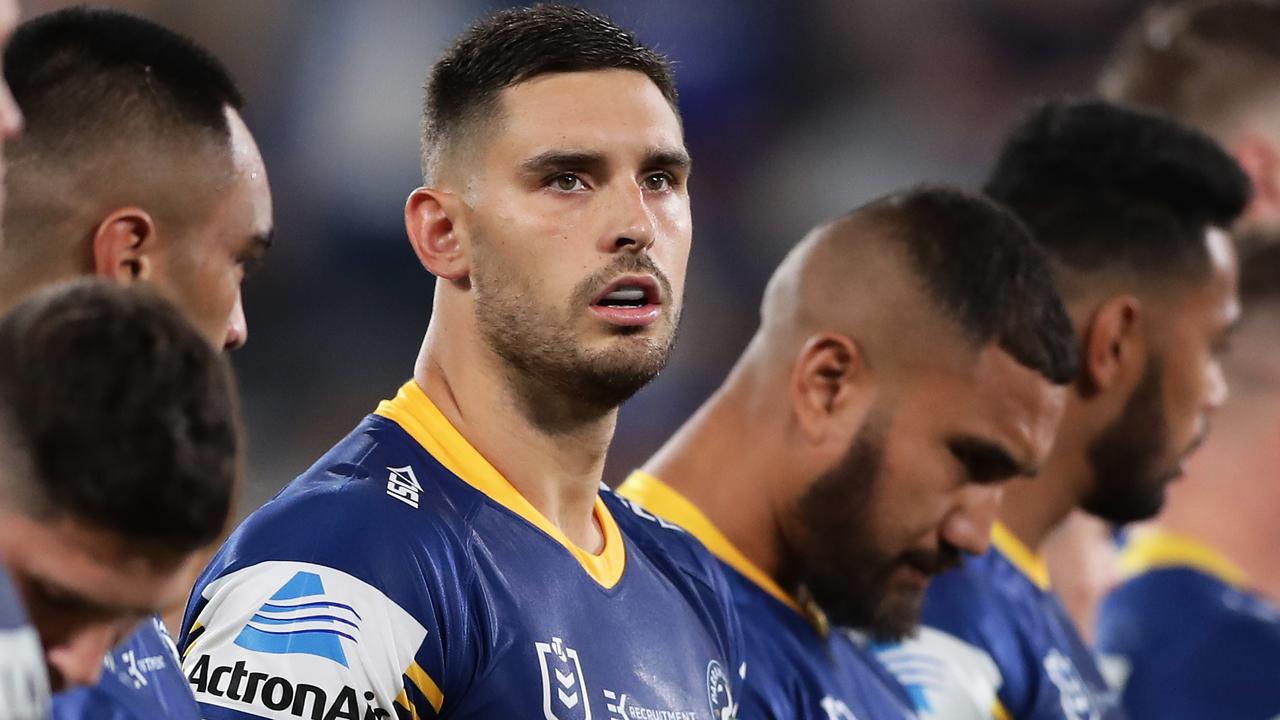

{"left": 375, "top": 380, "right": 626, "bottom": 590}
{"left": 991, "top": 522, "right": 1051, "bottom": 591}
{"left": 1119, "top": 528, "right": 1249, "bottom": 588}
{"left": 395, "top": 690, "right": 422, "bottom": 720}
{"left": 181, "top": 622, "right": 203, "bottom": 660}
{"left": 992, "top": 698, "right": 1013, "bottom": 720}
{"left": 404, "top": 661, "right": 445, "bottom": 713}
{"left": 619, "top": 470, "right": 807, "bottom": 616}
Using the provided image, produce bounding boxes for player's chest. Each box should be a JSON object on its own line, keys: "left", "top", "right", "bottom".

{"left": 450, "top": 545, "right": 736, "bottom": 719}
{"left": 748, "top": 634, "right": 914, "bottom": 720}
{"left": 1015, "top": 619, "right": 1124, "bottom": 720}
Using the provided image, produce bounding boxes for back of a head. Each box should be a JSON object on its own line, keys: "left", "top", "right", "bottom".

{"left": 985, "top": 98, "right": 1250, "bottom": 292}
{"left": 1101, "top": 0, "right": 1280, "bottom": 135}
{"left": 2, "top": 6, "right": 243, "bottom": 275}
{"left": 867, "top": 187, "right": 1079, "bottom": 385}
{"left": 768, "top": 186, "right": 1079, "bottom": 386}
{"left": 420, "top": 3, "right": 676, "bottom": 183}
{"left": 0, "top": 279, "right": 241, "bottom": 553}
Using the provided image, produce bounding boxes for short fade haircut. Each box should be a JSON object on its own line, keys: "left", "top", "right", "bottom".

{"left": 986, "top": 98, "right": 1250, "bottom": 288}
{"left": 5, "top": 6, "right": 243, "bottom": 154}
{"left": 863, "top": 186, "right": 1079, "bottom": 385}
{"left": 1101, "top": 0, "right": 1280, "bottom": 133}
{"left": 0, "top": 279, "right": 241, "bottom": 552}
{"left": 421, "top": 3, "right": 677, "bottom": 182}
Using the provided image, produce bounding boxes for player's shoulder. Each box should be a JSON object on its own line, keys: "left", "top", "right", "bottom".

{"left": 224, "top": 414, "right": 483, "bottom": 572}
{"left": 54, "top": 617, "right": 197, "bottom": 720}
{"left": 605, "top": 486, "right": 726, "bottom": 589}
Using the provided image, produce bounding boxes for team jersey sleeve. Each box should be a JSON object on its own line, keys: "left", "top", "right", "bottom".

{"left": 874, "top": 570, "right": 1010, "bottom": 720}
{"left": 178, "top": 474, "right": 468, "bottom": 720}
{"left": 0, "top": 565, "right": 49, "bottom": 720}
{"left": 1097, "top": 571, "right": 1280, "bottom": 720}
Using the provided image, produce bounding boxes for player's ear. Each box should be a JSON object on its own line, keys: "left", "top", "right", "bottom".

{"left": 1080, "top": 294, "right": 1144, "bottom": 396}
{"left": 1232, "top": 134, "right": 1280, "bottom": 226}
{"left": 790, "top": 333, "right": 874, "bottom": 446}
{"left": 91, "top": 208, "right": 157, "bottom": 283}
{"left": 406, "top": 186, "right": 470, "bottom": 282}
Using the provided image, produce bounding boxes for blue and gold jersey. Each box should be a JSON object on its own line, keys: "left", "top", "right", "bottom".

{"left": 1096, "top": 529, "right": 1280, "bottom": 719}
{"left": 179, "top": 381, "right": 744, "bottom": 720}
{"left": 53, "top": 617, "right": 197, "bottom": 720}
{"left": 0, "top": 562, "right": 49, "bottom": 720}
{"left": 620, "top": 471, "right": 917, "bottom": 720}
{"left": 876, "top": 523, "right": 1123, "bottom": 720}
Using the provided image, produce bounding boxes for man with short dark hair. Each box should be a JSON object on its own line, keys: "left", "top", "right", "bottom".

{"left": 0, "top": 279, "right": 241, "bottom": 695}
{"left": 1, "top": 5, "right": 272, "bottom": 350}
{"left": 0, "top": 7, "right": 273, "bottom": 719}
{"left": 877, "top": 99, "right": 1249, "bottom": 719}
{"left": 180, "top": 6, "right": 744, "bottom": 719}
{"left": 1086, "top": 3, "right": 1280, "bottom": 716}
{"left": 618, "top": 186, "right": 1077, "bottom": 719}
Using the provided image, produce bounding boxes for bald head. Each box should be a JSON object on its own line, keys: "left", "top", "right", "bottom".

{"left": 760, "top": 186, "right": 1078, "bottom": 385}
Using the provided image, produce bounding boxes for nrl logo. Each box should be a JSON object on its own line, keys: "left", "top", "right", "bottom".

{"left": 535, "top": 637, "right": 590, "bottom": 720}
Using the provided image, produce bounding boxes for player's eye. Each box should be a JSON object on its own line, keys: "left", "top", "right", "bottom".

{"left": 642, "top": 172, "right": 674, "bottom": 192}
{"left": 548, "top": 173, "right": 586, "bottom": 192}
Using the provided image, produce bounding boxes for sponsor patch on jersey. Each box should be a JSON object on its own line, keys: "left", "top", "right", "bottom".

{"left": 185, "top": 561, "right": 428, "bottom": 719}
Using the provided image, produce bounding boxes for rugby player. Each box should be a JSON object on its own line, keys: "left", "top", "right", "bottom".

{"left": 0, "top": 7, "right": 272, "bottom": 718}
{"left": 1089, "top": 2, "right": 1280, "bottom": 715}
{"left": 0, "top": 2, "right": 43, "bottom": 717}
{"left": 179, "top": 6, "right": 744, "bottom": 720}
{"left": 0, "top": 280, "right": 241, "bottom": 702}
{"left": 877, "top": 99, "right": 1250, "bottom": 719}
{"left": 620, "top": 186, "right": 1078, "bottom": 719}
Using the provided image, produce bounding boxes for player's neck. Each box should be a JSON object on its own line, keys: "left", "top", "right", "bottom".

{"left": 999, "top": 429, "right": 1090, "bottom": 554}
{"left": 647, "top": 362, "right": 787, "bottom": 579}
{"left": 414, "top": 329, "right": 614, "bottom": 553}
{"left": 1157, "top": 411, "right": 1280, "bottom": 600}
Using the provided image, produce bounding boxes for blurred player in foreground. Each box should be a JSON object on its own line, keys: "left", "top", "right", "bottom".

{"left": 180, "top": 6, "right": 745, "bottom": 719}
{"left": 1083, "top": 2, "right": 1280, "bottom": 715}
{"left": 0, "top": 281, "right": 241, "bottom": 700}
{"left": 0, "top": 7, "right": 273, "bottom": 718}
{"left": 620, "top": 186, "right": 1077, "bottom": 719}
{"left": 0, "top": 0, "right": 42, "bottom": 717}
{"left": 877, "top": 99, "right": 1250, "bottom": 719}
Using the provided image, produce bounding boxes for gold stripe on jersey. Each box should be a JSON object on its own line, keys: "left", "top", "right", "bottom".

{"left": 620, "top": 470, "right": 812, "bottom": 619}
{"left": 404, "top": 660, "right": 444, "bottom": 713}
{"left": 375, "top": 380, "right": 626, "bottom": 590}
{"left": 1119, "top": 528, "right": 1248, "bottom": 588}
{"left": 990, "top": 522, "right": 1051, "bottom": 591}
{"left": 993, "top": 698, "right": 1013, "bottom": 720}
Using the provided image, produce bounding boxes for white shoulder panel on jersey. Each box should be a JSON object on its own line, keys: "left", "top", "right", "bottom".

{"left": 183, "top": 561, "right": 429, "bottom": 720}
{"left": 878, "top": 626, "right": 1002, "bottom": 720}
{"left": 0, "top": 625, "right": 49, "bottom": 720}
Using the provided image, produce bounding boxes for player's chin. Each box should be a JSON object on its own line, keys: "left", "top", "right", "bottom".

{"left": 867, "top": 586, "right": 927, "bottom": 643}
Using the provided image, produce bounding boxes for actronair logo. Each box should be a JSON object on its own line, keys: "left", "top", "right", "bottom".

{"left": 187, "top": 654, "right": 390, "bottom": 720}
{"left": 233, "top": 571, "right": 362, "bottom": 667}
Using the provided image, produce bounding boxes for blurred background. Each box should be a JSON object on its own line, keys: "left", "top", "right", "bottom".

{"left": 21, "top": 0, "right": 1155, "bottom": 516}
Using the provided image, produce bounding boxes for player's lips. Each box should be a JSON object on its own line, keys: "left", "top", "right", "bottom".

{"left": 589, "top": 274, "right": 662, "bottom": 327}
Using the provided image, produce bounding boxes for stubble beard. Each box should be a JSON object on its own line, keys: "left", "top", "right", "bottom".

{"left": 1083, "top": 357, "right": 1173, "bottom": 524}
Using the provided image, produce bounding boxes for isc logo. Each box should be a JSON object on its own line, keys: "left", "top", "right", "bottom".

{"left": 385, "top": 465, "right": 422, "bottom": 509}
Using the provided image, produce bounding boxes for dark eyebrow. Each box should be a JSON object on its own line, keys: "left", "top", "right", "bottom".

{"left": 947, "top": 436, "right": 1037, "bottom": 484}
{"left": 520, "top": 151, "right": 607, "bottom": 177}
{"left": 644, "top": 147, "right": 692, "bottom": 172}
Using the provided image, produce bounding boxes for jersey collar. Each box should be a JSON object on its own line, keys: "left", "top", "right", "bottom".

{"left": 1119, "top": 527, "right": 1249, "bottom": 589}
{"left": 376, "top": 380, "right": 626, "bottom": 590}
{"left": 990, "top": 521, "right": 1051, "bottom": 591}
{"left": 619, "top": 470, "right": 827, "bottom": 631}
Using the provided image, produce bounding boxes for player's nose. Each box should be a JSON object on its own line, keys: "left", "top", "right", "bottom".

{"left": 603, "top": 181, "right": 655, "bottom": 253}
{"left": 224, "top": 291, "right": 247, "bottom": 351}
{"left": 46, "top": 625, "right": 114, "bottom": 691}
{"left": 940, "top": 484, "right": 1004, "bottom": 557}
